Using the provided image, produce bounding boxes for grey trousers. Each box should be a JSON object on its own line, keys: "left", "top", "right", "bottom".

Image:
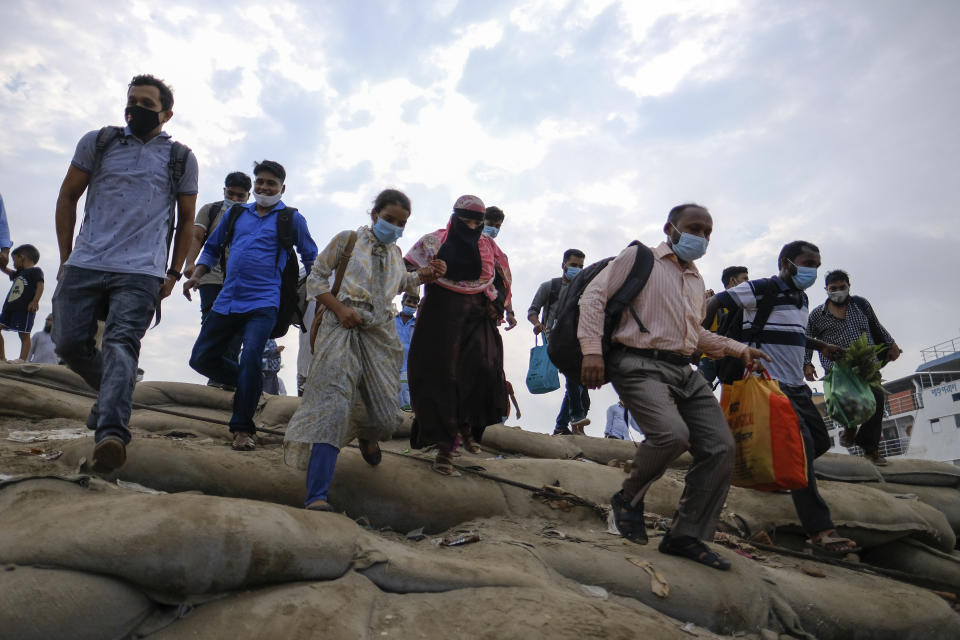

{"left": 52, "top": 266, "right": 161, "bottom": 445}
{"left": 608, "top": 350, "right": 734, "bottom": 541}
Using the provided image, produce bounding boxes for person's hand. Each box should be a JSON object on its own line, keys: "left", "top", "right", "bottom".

{"left": 803, "top": 363, "right": 818, "bottom": 382}
{"left": 0, "top": 248, "right": 8, "bottom": 271}
{"left": 57, "top": 262, "right": 66, "bottom": 281}
{"left": 532, "top": 321, "right": 544, "bottom": 336}
{"left": 182, "top": 276, "right": 200, "bottom": 300}
{"left": 821, "top": 344, "right": 844, "bottom": 361}
{"left": 741, "top": 347, "right": 771, "bottom": 372}
{"left": 28, "top": 301, "right": 39, "bottom": 313}
{"left": 417, "top": 265, "right": 438, "bottom": 283}
{"left": 887, "top": 342, "right": 901, "bottom": 363}
{"left": 505, "top": 311, "right": 517, "bottom": 330}
{"left": 335, "top": 305, "right": 362, "bottom": 329}
{"left": 159, "top": 276, "right": 177, "bottom": 300}
{"left": 581, "top": 354, "right": 606, "bottom": 389}
{"left": 704, "top": 289, "right": 715, "bottom": 300}
{"left": 429, "top": 259, "right": 446, "bottom": 278}
{"left": 277, "top": 345, "right": 285, "bottom": 352}
{"left": 183, "top": 263, "right": 196, "bottom": 279}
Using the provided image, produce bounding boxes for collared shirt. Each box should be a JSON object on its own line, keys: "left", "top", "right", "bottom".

{"left": 197, "top": 200, "right": 317, "bottom": 314}
{"left": 604, "top": 403, "right": 642, "bottom": 439}
{"left": 193, "top": 200, "right": 231, "bottom": 286}
{"left": 578, "top": 242, "right": 747, "bottom": 359}
{"left": 806, "top": 296, "right": 892, "bottom": 371}
{"left": 67, "top": 126, "right": 199, "bottom": 278}
{"left": 28, "top": 330, "right": 58, "bottom": 364}
{"left": 716, "top": 276, "right": 809, "bottom": 386}
{"left": 395, "top": 314, "right": 416, "bottom": 373}
{"left": 0, "top": 193, "right": 10, "bottom": 249}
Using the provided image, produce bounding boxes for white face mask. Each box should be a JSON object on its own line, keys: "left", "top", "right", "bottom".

{"left": 828, "top": 288, "right": 849, "bottom": 304}
{"left": 254, "top": 190, "right": 283, "bottom": 208}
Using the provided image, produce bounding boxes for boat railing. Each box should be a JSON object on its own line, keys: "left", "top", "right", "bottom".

{"left": 846, "top": 439, "right": 910, "bottom": 458}
{"left": 921, "top": 337, "right": 960, "bottom": 363}
{"left": 885, "top": 390, "right": 922, "bottom": 416}
{"left": 915, "top": 370, "right": 960, "bottom": 390}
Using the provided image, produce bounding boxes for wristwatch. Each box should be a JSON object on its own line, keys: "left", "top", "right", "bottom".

{"left": 166, "top": 268, "right": 183, "bottom": 281}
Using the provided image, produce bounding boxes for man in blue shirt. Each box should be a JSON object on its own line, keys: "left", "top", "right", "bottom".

{"left": 395, "top": 291, "right": 419, "bottom": 410}
{"left": 184, "top": 160, "right": 317, "bottom": 451}
{"left": 53, "top": 74, "right": 198, "bottom": 473}
{"left": 0, "top": 192, "right": 11, "bottom": 272}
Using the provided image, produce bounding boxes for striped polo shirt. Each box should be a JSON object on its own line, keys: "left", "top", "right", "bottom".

{"left": 715, "top": 276, "right": 809, "bottom": 386}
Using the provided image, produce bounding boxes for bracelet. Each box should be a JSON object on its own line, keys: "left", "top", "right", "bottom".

{"left": 166, "top": 268, "right": 183, "bottom": 281}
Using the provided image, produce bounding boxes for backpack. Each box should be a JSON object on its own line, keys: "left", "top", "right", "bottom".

{"left": 848, "top": 295, "right": 892, "bottom": 367}
{"left": 713, "top": 279, "right": 792, "bottom": 385}
{"left": 547, "top": 242, "right": 655, "bottom": 384}
{"left": 92, "top": 126, "right": 191, "bottom": 273}
{"left": 218, "top": 204, "right": 306, "bottom": 339}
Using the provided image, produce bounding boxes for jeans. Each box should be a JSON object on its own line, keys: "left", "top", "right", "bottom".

{"left": 781, "top": 383, "right": 835, "bottom": 534}
{"left": 555, "top": 374, "right": 590, "bottom": 429}
{"left": 189, "top": 307, "right": 277, "bottom": 433}
{"left": 52, "top": 266, "right": 162, "bottom": 445}
{"left": 198, "top": 284, "right": 241, "bottom": 381}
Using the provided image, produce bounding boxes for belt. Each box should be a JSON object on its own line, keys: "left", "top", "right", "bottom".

{"left": 614, "top": 345, "right": 693, "bottom": 367}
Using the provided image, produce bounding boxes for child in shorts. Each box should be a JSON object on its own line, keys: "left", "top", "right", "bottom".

{"left": 0, "top": 244, "right": 44, "bottom": 363}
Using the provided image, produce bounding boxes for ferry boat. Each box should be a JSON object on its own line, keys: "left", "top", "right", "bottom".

{"left": 817, "top": 337, "right": 960, "bottom": 466}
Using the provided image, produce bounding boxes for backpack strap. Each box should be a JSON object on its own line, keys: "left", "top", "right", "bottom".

{"left": 163, "top": 141, "right": 192, "bottom": 267}
{"left": 610, "top": 242, "right": 654, "bottom": 334}
{"left": 331, "top": 231, "right": 359, "bottom": 297}
{"left": 217, "top": 204, "right": 246, "bottom": 276}
{"left": 274, "top": 207, "right": 298, "bottom": 269}
{"left": 91, "top": 126, "right": 125, "bottom": 177}
{"left": 544, "top": 277, "right": 563, "bottom": 323}
{"left": 743, "top": 279, "right": 783, "bottom": 347}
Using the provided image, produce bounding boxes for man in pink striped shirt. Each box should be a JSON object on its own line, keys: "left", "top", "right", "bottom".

{"left": 579, "top": 204, "right": 769, "bottom": 570}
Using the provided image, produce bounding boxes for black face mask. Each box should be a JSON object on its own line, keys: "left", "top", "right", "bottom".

{"left": 436, "top": 214, "right": 484, "bottom": 282}
{"left": 44, "top": 324, "right": 52, "bottom": 333}
{"left": 125, "top": 105, "right": 162, "bottom": 137}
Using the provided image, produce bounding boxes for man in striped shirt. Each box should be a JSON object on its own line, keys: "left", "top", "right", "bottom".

{"left": 579, "top": 203, "right": 770, "bottom": 571}
{"left": 708, "top": 241, "right": 859, "bottom": 556}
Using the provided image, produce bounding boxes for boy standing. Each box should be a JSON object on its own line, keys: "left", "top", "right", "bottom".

{"left": 0, "top": 244, "right": 44, "bottom": 362}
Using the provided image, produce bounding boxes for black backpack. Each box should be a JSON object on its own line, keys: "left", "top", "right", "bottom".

{"left": 713, "top": 278, "right": 793, "bottom": 385}
{"left": 218, "top": 205, "right": 306, "bottom": 339}
{"left": 547, "top": 242, "right": 655, "bottom": 384}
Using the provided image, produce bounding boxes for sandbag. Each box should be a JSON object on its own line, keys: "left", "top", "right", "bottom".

{"left": 862, "top": 538, "right": 960, "bottom": 590}
{"left": 764, "top": 558, "right": 960, "bottom": 640}
{"left": 133, "top": 381, "right": 236, "bottom": 412}
{"left": 814, "top": 453, "right": 884, "bottom": 482}
{"left": 876, "top": 458, "right": 960, "bottom": 488}
{"left": 0, "top": 564, "right": 153, "bottom": 640}
{"left": 480, "top": 425, "right": 584, "bottom": 460}
{"left": 863, "top": 482, "right": 960, "bottom": 535}
{"left": 0, "top": 373, "right": 93, "bottom": 421}
{"left": 149, "top": 571, "right": 689, "bottom": 640}
{"left": 0, "top": 361, "right": 92, "bottom": 392}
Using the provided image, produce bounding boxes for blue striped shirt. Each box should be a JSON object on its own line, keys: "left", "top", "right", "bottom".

{"left": 715, "top": 276, "right": 809, "bottom": 386}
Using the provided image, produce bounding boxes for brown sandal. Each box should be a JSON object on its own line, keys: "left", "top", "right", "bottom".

{"left": 432, "top": 450, "right": 460, "bottom": 476}
{"left": 806, "top": 531, "right": 860, "bottom": 557}
{"left": 306, "top": 499, "right": 333, "bottom": 512}
{"left": 231, "top": 432, "right": 257, "bottom": 451}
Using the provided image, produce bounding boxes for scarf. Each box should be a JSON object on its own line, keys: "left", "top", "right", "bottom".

{"left": 436, "top": 214, "right": 483, "bottom": 282}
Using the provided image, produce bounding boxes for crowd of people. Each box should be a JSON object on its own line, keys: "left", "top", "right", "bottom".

{"left": 0, "top": 73, "right": 902, "bottom": 571}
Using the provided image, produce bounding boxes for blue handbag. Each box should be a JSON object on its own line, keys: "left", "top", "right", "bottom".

{"left": 526, "top": 335, "right": 561, "bottom": 395}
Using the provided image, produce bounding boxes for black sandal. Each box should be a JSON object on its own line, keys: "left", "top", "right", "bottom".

{"left": 610, "top": 491, "right": 648, "bottom": 544}
{"left": 358, "top": 438, "right": 382, "bottom": 466}
{"left": 658, "top": 534, "right": 731, "bottom": 571}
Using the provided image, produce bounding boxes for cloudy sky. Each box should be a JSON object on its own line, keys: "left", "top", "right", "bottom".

{"left": 1, "top": 0, "right": 957, "bottom": 435}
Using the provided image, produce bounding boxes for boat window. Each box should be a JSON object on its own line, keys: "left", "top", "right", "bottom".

{"left": 931, "top": 418, "right": 941, "bottom": 433}
{"left": 953, "top": 392, "right": 960, "bottom": 402}
{"left": 955, "top": 414, "right": 960, "bottom": 429}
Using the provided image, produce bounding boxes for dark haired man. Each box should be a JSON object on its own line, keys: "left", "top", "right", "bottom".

{"left": 529, "top": 248, "right": 590, "bottom": 435}
{"left": 805, "top": 269, "right": 899, "bottom": 464}
{"left": 582, "top": 204, "right": 770, "bottom": 570}
{"left": 698, "top": 265, "right": 750, "bottom": 383}
{"left": 483, "top": 206, "right": 517, "bottom": 330}
{"left": 707, "top": 241, "right": 859, "bottom": 555}
{"left": 184, "top": 160, "right": 317, "bottom": 452}
{"left": 53, "top": 74, "right": 198, "bottom": 473}
{"left": 183, "top": 171, "right": 252, "bottom": 388}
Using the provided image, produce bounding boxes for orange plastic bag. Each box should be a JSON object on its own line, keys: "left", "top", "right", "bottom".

{"left": 720, "top": 372, "right": 808, "bottom": 491}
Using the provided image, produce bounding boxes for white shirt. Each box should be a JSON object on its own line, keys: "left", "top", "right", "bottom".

{"left": 28, "top": 331, "right": 58, "bottom": 364}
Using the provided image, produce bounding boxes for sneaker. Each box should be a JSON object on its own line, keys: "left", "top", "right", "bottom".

{"left": 864, "top": 450, "right": 888, "bottom": 466}
{"left": 553, "top": 426, "right": 573, "bottom": 436}
{"left": 91, "top": 436, "right": 127, "bottom": 473}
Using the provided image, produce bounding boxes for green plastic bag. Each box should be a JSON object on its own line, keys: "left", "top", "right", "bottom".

{"left": 824, "top": 362, "right": 877, "bottom": 428}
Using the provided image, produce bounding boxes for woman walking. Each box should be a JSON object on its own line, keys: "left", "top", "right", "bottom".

{"left": 405, "top": 195, "right": 512, "bottom": 475}
{"left": 284, "top": 189, "right": 445, "bottom": 511}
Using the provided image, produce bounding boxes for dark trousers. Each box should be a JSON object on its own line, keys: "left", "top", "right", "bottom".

{"left": 198, "top": 284, "right": 241, "bottom": 378}
{"left": 189, "top": 307, "right": 277, "bottom": 433}
{"left": 855, "top": 387, "right": 886, "bottom": 453}
{"left": 555, "top": 375, "right": 590, "bottom": 428}
{"left": 52, "top": 266, "right": 161, "bottom": 445}
{"left": 780, "top": 383, "right": 835, "bottom": 534}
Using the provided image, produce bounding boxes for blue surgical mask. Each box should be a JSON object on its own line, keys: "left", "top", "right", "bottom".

{"left": 483, "top": 225, "right": 499, "bottom": 238}
{"left": 790, "top": 263, "right": 818, "bottom": 290}
{"left": 670, "top": 224, "right": 708, "bottom": 262}
{"left": 401, "top": 305, "right": 417, "bottom": 316}
{"left": 565, "top": 266, "right": 582, "bottom": 279}
{"left": 372, "top": 217, "right": 404, "bottom": 245}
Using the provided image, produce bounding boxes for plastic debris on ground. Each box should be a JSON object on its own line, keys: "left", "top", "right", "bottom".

{"left": 7, "top": 428, "right": 90, "bottom": 443}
